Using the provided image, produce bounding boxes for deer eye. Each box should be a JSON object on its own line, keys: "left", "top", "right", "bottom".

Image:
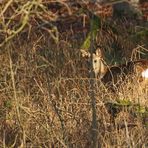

{"left": 94, "top": 60, "right": 97, "bottom": 63}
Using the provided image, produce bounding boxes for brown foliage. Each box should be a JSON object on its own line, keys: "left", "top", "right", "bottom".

{"left": 0, "top": 0, "right": 147, "bottom": 147}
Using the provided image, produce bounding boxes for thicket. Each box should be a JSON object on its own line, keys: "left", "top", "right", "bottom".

{"left": 0, "top": 0, "right": 147, "bottom": 147}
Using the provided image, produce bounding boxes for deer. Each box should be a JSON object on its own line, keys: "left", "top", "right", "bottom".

{"left": 81, "top": 48, "right": 148, "bottom": 91}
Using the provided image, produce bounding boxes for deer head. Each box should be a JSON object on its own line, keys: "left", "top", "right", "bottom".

{"left": 92, "top": 48, "right": 107, "bottom": 78}
{"left": 81, "top": 48, "right": 107, "bottom": 78}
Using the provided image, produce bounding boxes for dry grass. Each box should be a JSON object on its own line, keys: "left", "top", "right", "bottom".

{"left": 0, "top": 41, "right": 147, "bottom": 147}
{"left": 0, "top": 0, "right": 148, "bottom": 147}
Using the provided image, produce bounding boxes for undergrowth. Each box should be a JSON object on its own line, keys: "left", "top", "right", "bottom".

{"left": 0, "top": 0, "right": 148, "bottom": 147}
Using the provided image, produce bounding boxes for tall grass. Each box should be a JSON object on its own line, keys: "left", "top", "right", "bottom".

{"left": 0, "top": 0, "right": 147, "bottom": 147}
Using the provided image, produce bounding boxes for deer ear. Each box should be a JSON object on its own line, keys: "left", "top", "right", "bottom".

{"left": 81, "top": 49, "right": 90, "bottom": 58}
{"left": 95, "top": 48, "right": 102, "bottom": 57}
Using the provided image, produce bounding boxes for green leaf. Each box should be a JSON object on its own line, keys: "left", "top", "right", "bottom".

{"left": 81, "top": 15, "right": 100, "bottom": 50}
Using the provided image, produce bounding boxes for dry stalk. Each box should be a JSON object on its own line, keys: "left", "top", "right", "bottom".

{"left": 8, "top": 47, "right": 21, "bottom": 124}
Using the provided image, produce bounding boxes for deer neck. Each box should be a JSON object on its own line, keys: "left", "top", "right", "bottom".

{"left": 100, "top": 59, "right": 108, "bottom": 78}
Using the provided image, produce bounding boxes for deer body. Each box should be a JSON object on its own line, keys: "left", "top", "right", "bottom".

{"left": 92, "top": 48, "right": 148, "bottom": 90}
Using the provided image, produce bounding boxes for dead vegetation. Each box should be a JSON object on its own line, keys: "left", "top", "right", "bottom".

{"left": 0, "top": 0, "right": 148, "bottom": 147}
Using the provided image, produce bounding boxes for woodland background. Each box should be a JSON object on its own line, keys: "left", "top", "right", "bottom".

{"left": 0, "top": 0, "right": 148, "bottom": 147}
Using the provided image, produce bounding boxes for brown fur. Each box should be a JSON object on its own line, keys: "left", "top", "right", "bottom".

{"left": 101, "top": 60, "right": 148, "bottom": 89}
